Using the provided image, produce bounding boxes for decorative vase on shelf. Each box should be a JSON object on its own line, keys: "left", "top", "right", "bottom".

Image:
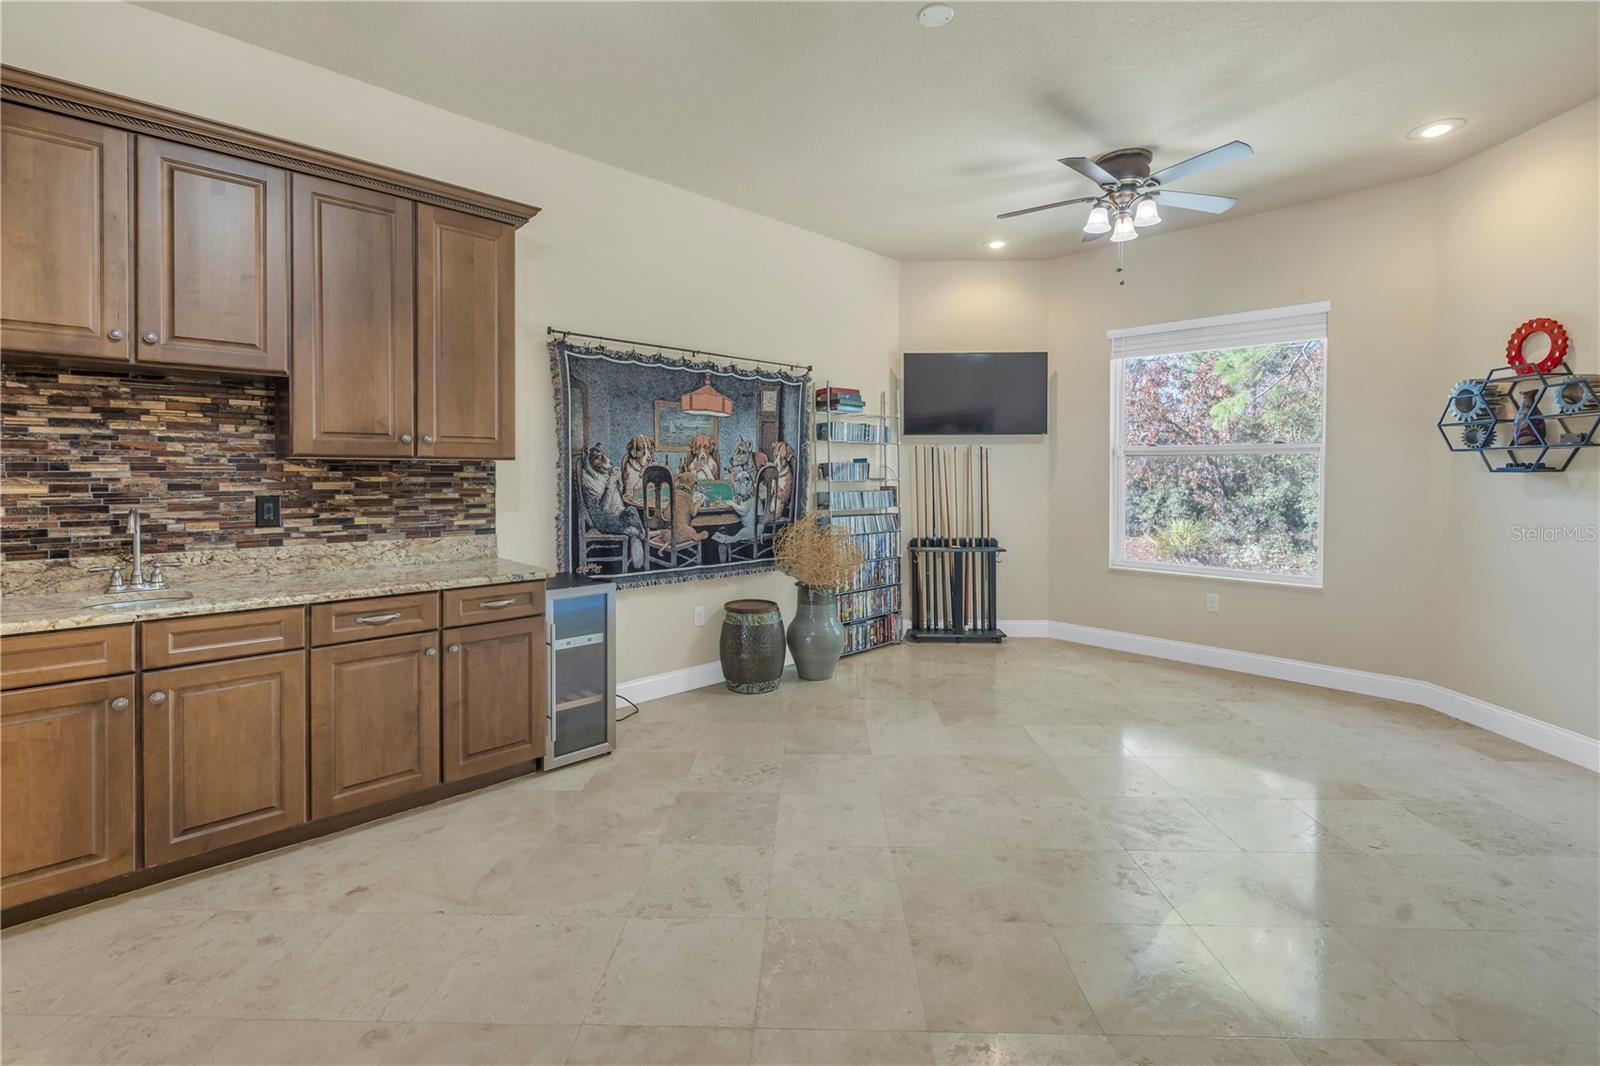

{"left": 787, "top": 583, "right": 846, "bottom": 681}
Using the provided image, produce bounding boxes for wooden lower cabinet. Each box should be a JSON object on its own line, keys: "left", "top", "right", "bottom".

{"left": 442, "top": 616, "right": 546, "bottom": 782}
{"left": 142, "top": 651, "right": 307, "bottom": 865}
{"left": 1, "top": 675, "right": 137, "bottom": 907}
{"left": 311, "top": 632, "right": 440, "bottom": 817}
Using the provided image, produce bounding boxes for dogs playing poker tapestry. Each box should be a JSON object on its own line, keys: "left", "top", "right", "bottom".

{"left": 550, "top": 338, "right": 810, "bottom": 587}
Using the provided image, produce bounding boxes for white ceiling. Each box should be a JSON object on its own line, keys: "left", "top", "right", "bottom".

{"left": 139, "top": 1, "right": 1599, "bottom": 261}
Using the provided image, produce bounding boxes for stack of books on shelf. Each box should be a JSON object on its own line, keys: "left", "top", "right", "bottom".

{"left": 844, "top": 613, "right": 900, "bottom": 655}
{"left": 816, "top": 421, "right": 895, "bottom": 443}
{"left": 816, "top": 487, "right": 896, "bottom": 511}
{"left": 819, "top": 458, "right": 874, "bottom": 481}
{"left": 819, "top": 513, "right": 898, "bottom": 535}
{"left": 839, "top": 585, "right": 899, "bottom": 624}
{"left": 815, "top": 386, "right": 866, "bottom": 412}
{"left": 842, "top": 550, "right": 900, "bottom": 591}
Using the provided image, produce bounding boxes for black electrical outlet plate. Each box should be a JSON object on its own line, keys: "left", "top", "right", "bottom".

{"left": 255, "top": 495, "right": 282, "bottom": 528}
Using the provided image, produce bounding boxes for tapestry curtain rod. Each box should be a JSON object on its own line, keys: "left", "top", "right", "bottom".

{"left": 547, "top": 326, "right": 812, "bottom": 373}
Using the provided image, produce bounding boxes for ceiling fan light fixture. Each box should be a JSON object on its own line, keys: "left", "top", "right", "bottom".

{"left": 1083, "top": 205, "right": 1112, "bottom": 234}
{"left": 1408, "top": 118, "right": 1466, "bottom": 140}
{"left": 1109, "top": 210, "right": 1138, "bottom": 243}
{"left": 1133, "top": 198, "right": 1161, "bottom": 227}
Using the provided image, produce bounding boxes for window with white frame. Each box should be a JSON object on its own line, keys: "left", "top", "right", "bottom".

{"left": 1110, "top": 302, "right": 1327, "bottom": 586}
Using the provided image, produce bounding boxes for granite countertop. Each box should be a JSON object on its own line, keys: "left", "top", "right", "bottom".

{"left": 0, "top": 539, "right": 555, "bottom": 636}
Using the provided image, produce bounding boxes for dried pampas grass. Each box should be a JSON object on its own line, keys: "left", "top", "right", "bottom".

{"left": 775, "top": 512, "right": 864, "bottom": 589}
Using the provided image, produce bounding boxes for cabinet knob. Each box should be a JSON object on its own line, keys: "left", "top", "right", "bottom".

{"left": 425, "top": 647, "right": 438, "bottom": 657}
{"left": 141, "top": 332, "right": 158, "bottom": 345}
{"left": 422, "top": 434, "right": 434, "bottom": 445}
{"left": 148, "top": 691, "right": 167, "bottom": 704}
{"left": 448, "top": 644, "right": 461, "bottom": 654}
{"left": 111, "top": 696, "right": 130, "bottom": 710}
{"left": 400, "top": 433, "right": 413, "bottom": 444}
{"left": 107, "top": 328, "right": 124, "bottom": 341}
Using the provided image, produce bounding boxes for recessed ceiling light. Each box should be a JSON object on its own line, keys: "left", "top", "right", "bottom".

{"left": 985, "top": 239, "right": 1008, "bottom": 250}
{"left": 1408, "top": 118, "right": 1466, "bottom": 141}
{"left": 918, "top": 4, "right": 955, "bottom": 28}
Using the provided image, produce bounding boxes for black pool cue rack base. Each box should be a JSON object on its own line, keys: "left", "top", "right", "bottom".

{"left": 905, "top": 542, "right": 1006, "bottom": 644}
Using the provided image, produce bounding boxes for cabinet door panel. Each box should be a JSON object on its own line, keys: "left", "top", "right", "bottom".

{"left": 143, "top": 652, "right": 307, "bottom": 865}
{"left": 311, "top": 632, "right": 439, "bottom": 817}
{"left": 416, "top": 205, "right": 515, "bottom": 459}
{"left": 290, "top": 175, "right": 415, "bottom": 457}
{"left": 135, "top": 137, "right": 288, "bottom": 374}
{"left": 1, "top": 675, "right": 137, "bottom": 907}
{"left": 0, "top": 104, "right": 132, "bottom": 361}
{"left": 442, "top": 616, "right": 545, "bottom": 782}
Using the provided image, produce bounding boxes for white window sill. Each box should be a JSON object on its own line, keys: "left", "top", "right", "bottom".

{"left": 1109, "top": 561, "right": 1323, "bottom": 590}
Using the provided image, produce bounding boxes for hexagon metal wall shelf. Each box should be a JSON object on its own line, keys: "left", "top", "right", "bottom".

{"left": 1438, "top": 361, "right": 1600, "bottom": 473}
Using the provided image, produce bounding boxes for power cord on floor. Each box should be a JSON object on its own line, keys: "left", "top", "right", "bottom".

{"left": 617, "top": 692, "right": 640, "bottom": 722}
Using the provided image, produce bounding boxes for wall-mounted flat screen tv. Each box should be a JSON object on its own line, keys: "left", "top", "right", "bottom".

{"left": 903, "top": 351, "right": 1048, "bottom": 435}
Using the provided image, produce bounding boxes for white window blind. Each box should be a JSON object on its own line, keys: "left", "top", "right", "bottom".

{"left": 1107, "top": 301, "right": 1330, "bottom": 361}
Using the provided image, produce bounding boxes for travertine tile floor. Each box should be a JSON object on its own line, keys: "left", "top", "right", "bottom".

{"left": 3, "top": 641, "right": 1597, "bottom": 1065}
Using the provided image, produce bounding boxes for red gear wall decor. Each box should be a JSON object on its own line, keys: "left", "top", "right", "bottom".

{"left": 1505, "top": 317, "right": 1569, "bottom": 375}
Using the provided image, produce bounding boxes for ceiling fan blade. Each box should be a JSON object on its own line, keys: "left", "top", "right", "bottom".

{"left": 1081, "top": 228, "right": 1108, "bottom": 243}
{"left": 1150, "top": 140, "right": 1253, "bottom": 185}
{"left": 1155, "top": 190, "right": 1238, "bottom": 214}
{"left": 1058, "top": 156, "right": 1119, "bottom": 187}
{"left": 996, "top": 196, "right": 1096, "bottom": 220}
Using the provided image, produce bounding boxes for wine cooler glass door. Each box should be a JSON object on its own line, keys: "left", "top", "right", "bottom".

{"left": 549, "top": 591, "right": 612, "bottom": 761}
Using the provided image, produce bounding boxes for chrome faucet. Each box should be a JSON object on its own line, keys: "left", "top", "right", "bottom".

{"left": 91, "top": 508, "right": 179, "bottom": 593}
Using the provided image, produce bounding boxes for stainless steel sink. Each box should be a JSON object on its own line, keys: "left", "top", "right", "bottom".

{"left": 83, "top": 590, "right": 195, "bottom": 610}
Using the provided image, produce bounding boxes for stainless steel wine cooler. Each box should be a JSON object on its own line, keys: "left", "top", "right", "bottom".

{"left": 545, "top": 574, "right": 617, "bottom": 769}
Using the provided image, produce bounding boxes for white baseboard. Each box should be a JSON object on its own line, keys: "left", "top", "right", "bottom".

{"left": 1042, "top": 620, "right": 1599, "bottom": 773}
{"left": 617, "top": 660, "right": 726, "bottom": 706}
{"left": 618, "top": 620, "right": 1599, "bottom": 772}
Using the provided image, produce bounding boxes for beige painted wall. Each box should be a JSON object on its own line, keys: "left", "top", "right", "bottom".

{"left": 2, "top": 2, "right": 899, "bottom": 684}
{"left": 1428, "top": 100, "right": 1599, "bottom": 739}
{"left": 897, "top": 262, "right": 1055, "bottom": 620}
{"left": 902, "top": 100, "right": 1597, "bottom": 740}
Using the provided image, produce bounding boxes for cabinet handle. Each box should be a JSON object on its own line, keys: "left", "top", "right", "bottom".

{"left": 148, "top": 691, "right": 167, "bottom": 704}
{"left": 400, "top": 433, "right": 413, "bottom": 444}
{"left": 354, "top": 611, "right": 402, "bottom": 625}
{"left": 107, "top": 328, "right": 124, "bottom": 341}
{"left": 111, "top": 696, "right": 130, "bottom": 710}
{"left": 448, "top": 644, "right": 461, "bottom": 654}
{"left": 423, "top": 434, "right": 435, "bottom": 445}
{"left": 425, "top": 647, "right": 438, "bottom": 657}
{"left": 478, "top": 598, "right": 516, "bottom": 609}
{"left": 141, "top": 331, "right": 158, "bottom": 345}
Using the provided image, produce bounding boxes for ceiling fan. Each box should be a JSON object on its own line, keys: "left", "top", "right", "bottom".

{"left": 998, "top": 140, "right": 1254, "bottom": 243}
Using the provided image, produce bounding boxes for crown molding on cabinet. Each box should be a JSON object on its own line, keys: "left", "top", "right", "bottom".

{"left": 0, "top": 65, "right": 539, "bottom": 228}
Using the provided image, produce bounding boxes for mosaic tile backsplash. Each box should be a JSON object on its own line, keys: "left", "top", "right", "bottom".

{"left": 1, "top": 365, "right": 495, "bottom": 562}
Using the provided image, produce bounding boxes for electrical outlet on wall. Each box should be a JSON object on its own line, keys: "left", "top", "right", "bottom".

{"left": 1205, "top": 593, "right": 1220, "bottom": 613}
{"left": 694, "top": 606, "right": 707, "bottom": 627}
{"left": 255, "top": 495, "right": 282, "bottom": 529}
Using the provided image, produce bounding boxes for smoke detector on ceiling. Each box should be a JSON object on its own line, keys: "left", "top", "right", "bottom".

{"left": 918, "top": 4, "right": 955, "bottom": 28}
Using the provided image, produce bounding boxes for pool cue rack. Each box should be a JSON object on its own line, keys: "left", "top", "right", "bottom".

{"left": 906, "top": 445, "right": 1005, "bottom": 644}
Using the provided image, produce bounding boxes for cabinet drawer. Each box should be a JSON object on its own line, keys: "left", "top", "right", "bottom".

{"left": 1, "top": 674, "right": 138, "bottom": 907}
{"left": 311, "top": 593, "right": 439, "bottom": 646}
{"left": 142, "top": 607, "right": 306, "bottom": 669}
{"left": 1, "top": 625, "right": 135, "bottom": 691}
{"left": 442, "top": 582, "right": 544, "bottom": 628}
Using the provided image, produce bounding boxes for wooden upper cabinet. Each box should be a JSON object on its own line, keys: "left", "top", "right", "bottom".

{"left": 1, "top": 675, "right": 137, "bottom": 907}
{"left": 417, "top": 205, "right": 516, "bottom": 459}
{"left": 290, "top": 175, "right": 415, "bottom": 458}
{"left": 141, "top": 651, "right": 307, "bottom": 865}
{"left": 135, "top": 137, "right": 289, "bottom": 374}
{"left": 0, "top": 104, "right": 132, "bottom": 362}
